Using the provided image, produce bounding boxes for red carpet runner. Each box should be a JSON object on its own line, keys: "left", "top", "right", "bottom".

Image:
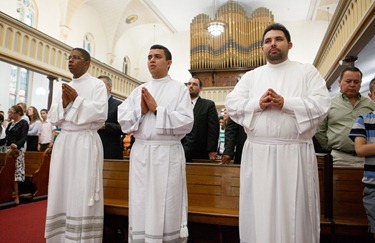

{"left": 0, "top": 200, "right": 47, "bottom": 243}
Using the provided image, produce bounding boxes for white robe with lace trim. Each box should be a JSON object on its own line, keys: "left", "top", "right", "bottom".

{"left": 225, "top": 60, "right": 331, "bottom": 243}
{"left": 118, "top": 75, "right": 193, "bottom": 243}
{"left": 45, "top": 72, "right": 108, "bottom": 242}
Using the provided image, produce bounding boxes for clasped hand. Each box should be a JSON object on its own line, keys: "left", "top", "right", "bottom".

{"left": 62, "top": 83, "right": 78, "bottom": 108}
{"left": 141, "top": 87, "right": 157, "bottom": 114}
{"left": 259, "top": 88, "right": 284, "bottom": 110}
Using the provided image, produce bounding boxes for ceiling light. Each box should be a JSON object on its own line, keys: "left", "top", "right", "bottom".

{"left": 207, "top": 0, "right": 226, "bottom": 36}
{"left": 207, "top": 20, "right": 226, "bottom": 36}
{"left": 126, "top": 15, "right": 138, "bottom": 24}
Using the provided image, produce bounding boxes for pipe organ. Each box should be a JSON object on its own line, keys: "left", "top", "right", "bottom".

{"left": 190, "top": 1, "right": 274, "bottom": 87}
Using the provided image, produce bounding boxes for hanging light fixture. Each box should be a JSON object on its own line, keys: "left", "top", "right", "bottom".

{"left": 207, "top": 0, "right": 226, "bottom": 36}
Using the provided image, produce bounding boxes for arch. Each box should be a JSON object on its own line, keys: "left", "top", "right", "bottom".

{"left": 123, "top": 56, "right": 130, "bottom": 75}
{"left": 22, "top": 35, "right": 30, "bottom": 55}
{"left": 16, "top": 0, "right": 38, "bottom": 27}
{"left": 83, "top": 32, "right": 95, "bottom": 55}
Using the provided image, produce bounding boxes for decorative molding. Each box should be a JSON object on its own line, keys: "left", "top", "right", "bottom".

{"left": 313, "top": 0, "right": 375, "bottom": 86}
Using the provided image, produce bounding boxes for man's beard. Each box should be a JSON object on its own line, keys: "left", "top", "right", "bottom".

{"left": 190, "top": 91, "right": 199, "bottom": 99}
{"left": 267, "top": 51, "right": 283, "bottom": 62}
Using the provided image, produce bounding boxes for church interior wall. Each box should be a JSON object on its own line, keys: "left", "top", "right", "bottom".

{"left": 65, "top": 4, "right": 108, "bottom": 61}
{"left": 284, "top": 20, "right": 329, "bottom": 64}
{"left": 0, "top": 1, "right": 17, "bottom": 18}
{"left": 34, "top": 0, "right": 61, "bottom": 40}
{"left": 0, "top": 0, "right": 350, "bottom": 113}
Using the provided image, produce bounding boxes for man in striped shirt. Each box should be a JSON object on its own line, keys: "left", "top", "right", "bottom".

{"left": 349, "top": 77, "right": 375, "bottom": 239}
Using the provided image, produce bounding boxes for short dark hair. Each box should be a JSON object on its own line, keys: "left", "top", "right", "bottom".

{"left": 369, "top": 77, "right": 375, "bottom": 93}
{"left": 262, "top": 23, "right": 291, "bottom": 43}
{"left": 191, "top": 76, "right": 203, "bottom": 88}
{"left": 150, "top": 44, "right": 172, "bottom": 61}
{"left": 72, "top": 47, "right": 91, "bottom": 61}
{"left": 98, "top": 75, "right": 112, "bottom": 86}
{"left": 40, "top": 109, "right": 48, "bottom": 113}
{"left": 339, "top": 66, "right": 363, "bottom": 80}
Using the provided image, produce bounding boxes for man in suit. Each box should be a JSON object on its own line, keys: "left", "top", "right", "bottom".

{"left": 98, "top": 75, "right": 124, "bottom": 159}
{"left": 182, "top": 76, "right": 220, "bottom": 162}
{"left": 221, "top": 117, "right": 247, "bottom": 164}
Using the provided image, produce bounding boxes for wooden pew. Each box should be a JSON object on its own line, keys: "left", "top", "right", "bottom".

{"left": 331, "top": 167, "right": 367, "bottom": 235}
{"left": 317, "top": 153, "right": 334, "bottom": 233}
{"left": 103, "top": 156, "right": 369, "bottom": 237}
{"left": 31, "top": 150, "right": 51, "bottom": 198}
{"left": 103, "top": 159, "right": 129, "bottom": 216}
{"left": 103, "top": 159, "right": 240, "bottom": 226}
{"left": 24, "top": 151, "right": 45, "bottom": 178}
{"left": 24, "top": 151, "right": 51, "bottom": 198}
{"left": 317, "top": 153, "right": 368, "bottom": 236}
{"left": 0, "top": 151, "right": 16, "bottom": 205}
{"left": 186, "top": 163, "right": 239, "bottom": 226}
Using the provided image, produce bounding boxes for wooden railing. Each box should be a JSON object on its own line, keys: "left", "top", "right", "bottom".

{"left": 313, "top": 0, "right": 375, "bottom": 86}
{"left": 0, "top": 12, "right": 142, "bottom": 100}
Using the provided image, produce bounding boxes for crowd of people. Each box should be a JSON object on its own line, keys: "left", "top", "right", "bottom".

{"left": 2, "top": 22, "right": 375, "bottom": 243}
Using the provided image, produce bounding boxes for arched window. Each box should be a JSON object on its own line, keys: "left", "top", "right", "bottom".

{"left": 16, "top": 0, "right": 37, "bottom": 27}
{"left": 9, "top": 67, "right": 29, "bottom": 106}
{"left": 123, "top": 56, "right": 130, "bottom": 75}
{"left": 10, "top": 0, "right": 38, "bottom": 105}
{"left": 83, "top": 33, "right": 95, "bottom": 56}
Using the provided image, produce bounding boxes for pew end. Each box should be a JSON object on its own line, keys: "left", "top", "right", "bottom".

{"left": 32, "top": 149, "right": 51, "bottom": 198}
{"left": 0, "top": 151, "right": 16, "bottom": 206}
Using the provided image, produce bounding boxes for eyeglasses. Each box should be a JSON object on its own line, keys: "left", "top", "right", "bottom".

{"left": 66, "top": 55, "right": 85, "bottom": 61}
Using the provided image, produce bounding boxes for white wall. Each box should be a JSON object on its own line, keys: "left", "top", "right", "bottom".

{"left": 0, "top": 63, "right": 12, "bottom": 112}
{"left": 281, "top": 20, "right": 329, "bottom": 64}
{"left": 34, "top": 0, "right": 61, "bottom": 40}
{"left": 65, "top": 4, "right": 108, "bottom": 61}
{"left": 0, "top": 1, "right": 19, "bottom": 19}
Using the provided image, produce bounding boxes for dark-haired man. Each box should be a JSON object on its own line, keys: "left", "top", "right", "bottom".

{"left": 118, "top": 44, "right": 193, "bottom": 242}
{"left": 225, "top": 23, "right": 331, "bottom": 242}
{"left": 45, "top": 48, "right": 108, "bottom": 242}
{"left": 182, "top": 76, "right": 219, "bottom": 162}
{"left": 315, "top": 66, "right": 375, "bottom": 167}
{"left": 97, "top": 75, "right": 124, "bottom": 159}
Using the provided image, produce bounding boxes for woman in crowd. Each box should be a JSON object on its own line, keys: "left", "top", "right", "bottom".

{"left": 26, "top": 106, "right": 41, "bottom": 151}
{"left": 0, "top": 114, "right": 6, "bottom": 152}
{"left": 5, "top": 105, "right": 29, "bottom": 204}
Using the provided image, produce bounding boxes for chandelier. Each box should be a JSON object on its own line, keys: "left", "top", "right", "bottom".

{"left": 207, "top": 20, "right": 226, "bottom": 36}
{"left": 206, "top": 0, "right": 226, "bottom": 36}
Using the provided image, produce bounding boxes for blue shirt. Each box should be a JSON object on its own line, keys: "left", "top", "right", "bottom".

{"left": 349, "top": 111, "right": 375, "bottom": 185}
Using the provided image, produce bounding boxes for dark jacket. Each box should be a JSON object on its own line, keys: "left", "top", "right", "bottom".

{"left": 98, "top": 96, "right": 124, "bottom": 159}
{"left": 223, "top": 117, "right": 247, "bottom": 164}
{"left": 182, "top": 97, "right": 219, "bottom": 162}
{"left": 5, "top": 120, "right": 29, "bottom": 148}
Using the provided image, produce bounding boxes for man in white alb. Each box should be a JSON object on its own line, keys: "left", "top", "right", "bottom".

{"left": 45, "top": 47, "right": 108, "bottom": 242}
{"left": 225, "top": 23, "right": 331, "bottom": 243}
{"left": 118, "top": 44, "right": 194, "bottom": 242}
